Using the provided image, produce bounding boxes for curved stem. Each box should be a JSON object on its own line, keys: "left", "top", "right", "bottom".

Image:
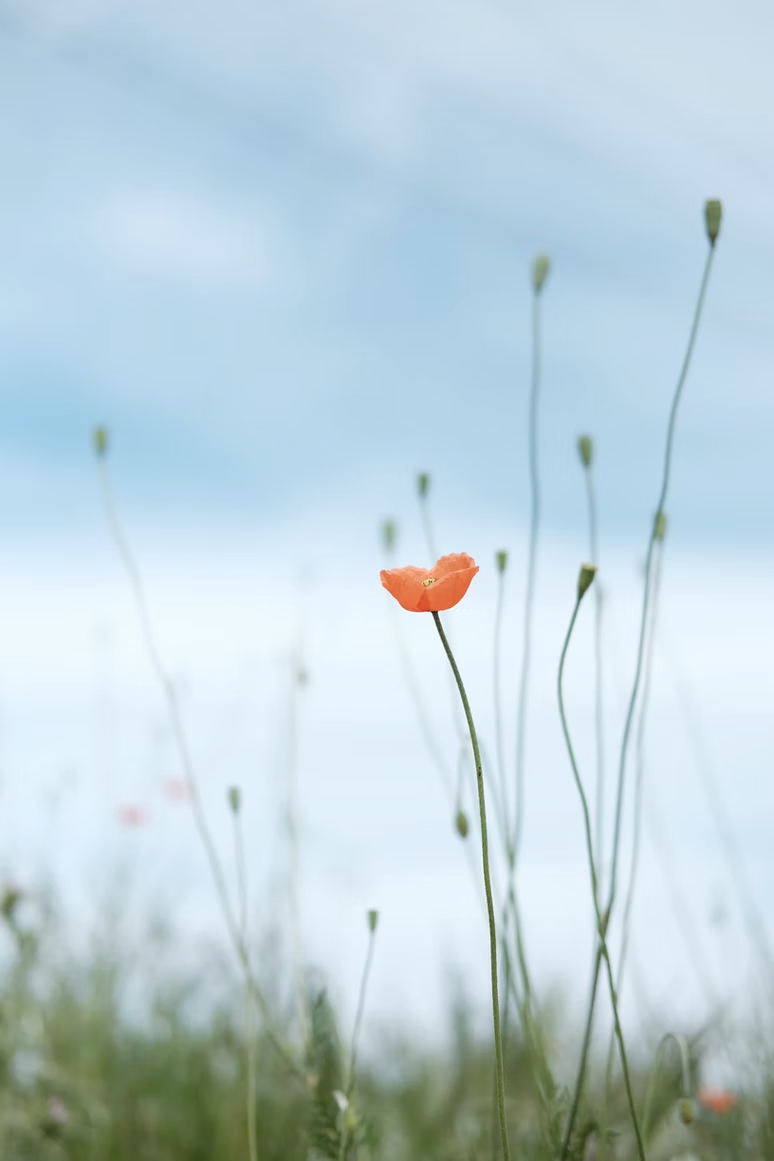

{"left": 233, "top": 808, "right": 258, "bottom": 1161}
{"left": 561, "top": 946, "right": 603, "bottom": 1160}
{"left": 97, "top": 460, "right": 298, "bottom": 1078}
{"left": 493, "top": 566, "right": 510, "bottom": 837}
{"left": 346, "top": 926, "right": 377, "bottom": 1097}
{"left": 558, "top": 593, "right": 646, "bottom": 1161}
{"left": 338, "top": 921, "right": 378, "bottom": 1161}
{"left": 513, "top": 287, "right": 542, "bottom": 867}
{"left": 641, "top": 1032, "right": 691, "bottom": 1141}
{"left": 583, "top": 463, "right": 605, "bottom": 882}
{"left": 576, "top": 241, "right": 718, "bottom": 1098}
{"left": 606, "top": 540, "right": 665, "bottom": 1091}
{"left": 608, "top": 243, "right": 716, "bottom": 914}
{"left": 432, "top": 612, "right": 511, "bottom": 1161}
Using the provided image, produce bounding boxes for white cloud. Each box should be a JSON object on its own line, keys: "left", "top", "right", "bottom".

{"left": 95, "top": 189, "right": 278, "bottom": 286}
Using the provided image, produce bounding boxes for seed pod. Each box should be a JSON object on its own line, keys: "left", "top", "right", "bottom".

{"left": 577, "top": 563, "right": 598, "bottom": 601}
{"left": 532, "top": 254, "right": 550, "bottom": 293}
{"left": 704, "top": 199, "right": 722, "bottom": 245}
{"left": 227, "top": 786, "right": 241, "bottom": 814}
{"left": 417, "top": 472, "right": 430, "bottom": 498}
{"left": 93, "top": 426, "right": 109, "bottom": 457}
{"left": 367, "top": 909, "right": 379, "bottom": 933}
{"left": 577, "top": 434, "right": 593, "bottom": 467}
{"left": 496, "top": 550, "right": 508, "bottom": 574}
{"left": 455, "top": 810, "right": 469, "bottom": 838}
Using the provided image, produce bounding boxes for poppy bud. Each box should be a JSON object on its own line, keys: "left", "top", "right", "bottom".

{"left": 367, "top": 909, "right": 379, "bottom": 933}
{"left": 455, "top": 809, "right": 469, "bottom": 838}
{"left": 654, "top": 510, "right": 667, "bottom": 541}
{"left": 93, "top": 426, "right": 109, "bottom": 457}
{"left": 532, "top": 254, "right": 550, "bottom": 293}
{"left": 227, "top": 786, "right": 241, "bottom": 814}
{"left": 679, "top": 1098, "right": 696, "bottom": 1126}
{"left": 577, "top": 434, "right": 593, "bottom": 467}
{"left": 704, "top": 199, "right": 722, "bottom": 246}
{"left": 577, "top": 563, "right": 598, "bottom": 601}
{"left": 496, "top": 550, "right": 508, "bottom": 574}
{"left": 381, "top": 519, "right": 396, "bottom": 552}
{"left": 417, "top": 472, "right": 430, "bottom": 498}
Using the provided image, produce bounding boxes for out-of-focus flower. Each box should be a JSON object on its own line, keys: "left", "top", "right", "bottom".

{"left": 697, "top": 1088, "right": 737, "bottom": 1115}
{"left": 380, "top": 553, "right": 479, "bottom": 613}
{"left": 118, "top": 805, "right": 149, "bottom": 828}
{"left": 164, "top": 777, "right": 192, "bottom": 803}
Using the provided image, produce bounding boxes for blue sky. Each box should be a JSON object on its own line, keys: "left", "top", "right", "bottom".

{"left": 1, "top": 0, "right": 773, "bottom": 1058}
{"left": 1, "top": 0, "right": 773, "bottom": 542}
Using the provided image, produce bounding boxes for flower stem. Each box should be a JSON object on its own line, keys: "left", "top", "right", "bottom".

{"left": 97, "top": 457, "right": 299, "bottom": 1080}
{"left": 339, "top": 919, "right": 379, "bottom": 1161}
{"left": 432, "top": 611, "right": 511, "bottom": 1161}
{"left": 565, "top": 237, "right": 718, "bottom": 1140}
{"left": 232, "top": 807, "right": 258, "bottom": 1161}
{"left": 582, "top": 460, "right": 605, "bottom": 883}
{"left": 558, "top": 593, "right": 646, "bottom": 1161}
{"left": 513, "top": 284, "right": 543, "bottom": 867}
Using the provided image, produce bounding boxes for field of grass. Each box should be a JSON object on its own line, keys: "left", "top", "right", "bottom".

{"left": 2, "top": 198, "right": 772, "bottom": 1161}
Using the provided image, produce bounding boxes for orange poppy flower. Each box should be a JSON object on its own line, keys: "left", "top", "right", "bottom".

{"left": 697, "top": 1088, "right": 737, "bottom": 1115}
{"left": 380, "top": 553, "right": 479, "bottom": 613}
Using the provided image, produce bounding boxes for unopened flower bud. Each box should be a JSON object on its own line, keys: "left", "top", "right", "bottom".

{"left": 227, "top": 786, "right": 241, "bottom": 814}
{"left": 654, "top": 510, "right": 667, "bottom": 541}
{"left": 577, "top": 563, "right": 598, "bottom": 601}
{"left": 381, "top": 520, "right": 396, "bottom": 552}
{"left": 367, "top": 909, "right": 379, "bottom": 933}
{"left": 417, "top": 472, "right": 430, "bottom": 498}
{"left": 532, "top": 254, "right": 550, "bottom": 293}
{"left": 704, "top": 199, "right": 722, "bottom": 246}
{"left": 455, "top": 809, "right": 469, "bottom": 838}
{"left": 93, "top": 426, "right": 109, "bottom": 457}
{"left": 496, "top": 550, "right": 508, "bottom": 574}
{"left": 577, "top": 434, "right": 593, "bottom": 467}
{"left": 679, "top": 1098, "right": 696, "bottom": 1126}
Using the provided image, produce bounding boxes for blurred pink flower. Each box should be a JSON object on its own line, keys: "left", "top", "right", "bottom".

{"left": 164, "top": 777, "right": 192, "bottom": 803}
{"left": 118, "top": 805, "right": 149, "bottom": 828}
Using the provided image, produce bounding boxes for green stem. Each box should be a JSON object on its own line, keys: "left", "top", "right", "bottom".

{"left": 608, "top": 242, "right": 716, "bottom": 914}
{"left": 513, "top": 286, "right": 542, "bottom": 867}
{"left": 575, "top": 239, "right": 718, "bottom": 1116}
{"left": 232, "top": 807, "right": 258, "bottom": 1161}
{"left": 432, "top": 611, "right": 511, "bottom": 1161}
{"left": 97, "top": 459, "right": 299, "bottom": 1080}
{"left": 558, "top": 594, "right": 646, "bottom": 1161}
{"left": 339, "top": 922, "right": 378, "bottom": 1161}
{"left": 582, "top": 462, "right": 605, "bottom": 883}
{"left": 493, "top": 565, "right": 510, "bottom": 835}
{"left": 560, "top": 946, "right": 603, "bottom": 1160}
{"left": 641, "top": 1033, "right": 691, "bottom": 1141}
{"left": 606, "top": 539, "right": 665, "bottom": 1093}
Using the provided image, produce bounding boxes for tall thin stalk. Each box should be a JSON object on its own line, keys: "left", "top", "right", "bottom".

{"left": 94, "top": 433, "right": 298, "bottom": 1078}
{"left": 558, "top": 567, "right": 646, "bottom": 1161}
{"left": 230, "top": 787, "right": 258, "bottom": 1161}
{"left": 605, "top": 533, "right": 665, "bottom": 1094}
{"left": 338, "top": 911, "right": 379, "bottom": 1161}
{"left": 432, "top": 611, "right": 511, "bottom": 1161}
{"left": 578, "top": 436, "right": 605, "bottom": 881}
{"left": 561, "top": 204, "right": 721, "bottom": 1150}
{"left": 513, "top": 257, "right": 549, "bottom": 867}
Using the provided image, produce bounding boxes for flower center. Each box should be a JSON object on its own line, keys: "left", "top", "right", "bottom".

{"left": 422, "top": 576, "right": 436, "bottom": 587}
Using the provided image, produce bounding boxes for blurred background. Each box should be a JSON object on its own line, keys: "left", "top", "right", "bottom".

{"left": 0, "top": 0, "right": 773, "bottom": 1085}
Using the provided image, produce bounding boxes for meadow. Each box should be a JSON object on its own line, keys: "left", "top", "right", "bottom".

{"left": 2, "top": 195, "right": 772, "bottom": 1161}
